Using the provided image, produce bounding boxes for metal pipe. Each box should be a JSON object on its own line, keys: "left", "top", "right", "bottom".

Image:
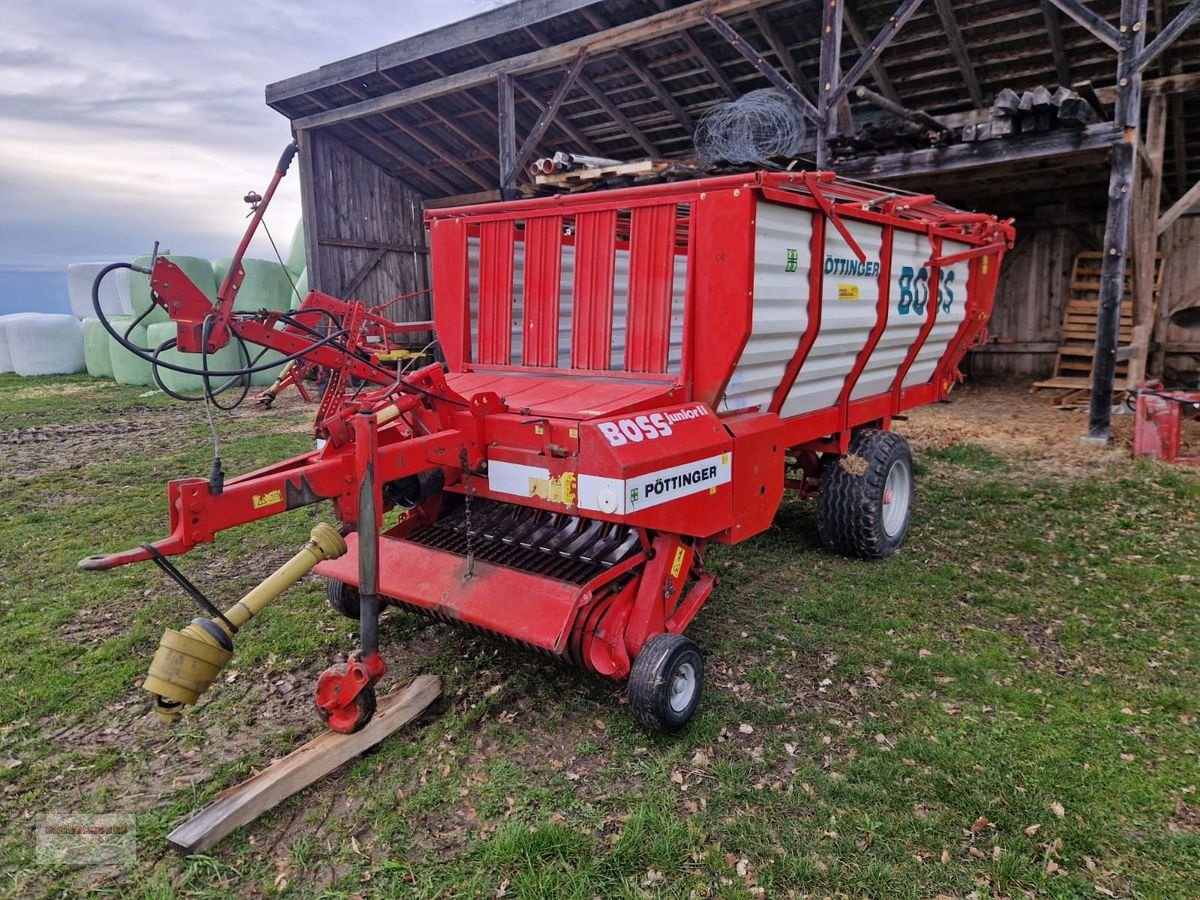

{"left": 355, "top": 411, "right": 381, "bottom": 658}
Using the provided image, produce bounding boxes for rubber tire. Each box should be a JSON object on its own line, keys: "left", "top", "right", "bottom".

{"left": 627, "top": 633, "right": 704, "bottom": 734}
{"left": 326, "top": 578, "right": 360, "bottom": 620}
{"left": 817, "top": 428, "right": 915, "bottom": 560}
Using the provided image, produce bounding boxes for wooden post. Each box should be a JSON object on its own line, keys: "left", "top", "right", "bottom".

{"left": 1087, "top": 0, "right": 1146, "bottom": 441}
{"left": 295, "top": 129, "right": 322, "bottom": 291}
{"left": 1127, "top": 93, "right": 1166, "bottom": 384}
{"left": 496, "top": 71, "right": 518, "bottom": 200}
{"left": 817, "top": 0, "right": 844, "bottom": 169}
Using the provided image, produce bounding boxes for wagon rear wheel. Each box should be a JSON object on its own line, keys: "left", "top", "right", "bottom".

{"left": 817, "top": 428, "right": 915, "bottom": 559}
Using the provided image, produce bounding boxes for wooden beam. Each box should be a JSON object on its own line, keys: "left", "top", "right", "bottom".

{"left": 1088, "top": 0, "right": 1147, "bottom": 441}
{"left": 1133, "top": 0, "right": 1200, "bottom": 71}
{"left": 1157, "top": 177, "right": 1200, "bottom": 234}
{"left": 506, "top": 52, "right": 587, "bottom": 184}
{"left": 342, "top": 246, "right": 389, "bottom": 297}
{"left": 423, "top": 189, "right": 503, "bottom": 209}
{"left": 1046, "top": 0, "right": 1121, "bottom": 49}
{"left": 266, "top": 0, "right": 601, "bottom": 103}
{"left": 304, "top": 91, "right": 459, "bottom": 196}
{"left": 295, "top": 132, "right": 322, "bottom": 287}
{"left": 749, "top": 8, "right": 817, "bottom": 101}
{"left": 834, "top": 121, "right": 1118, "bottom": 181}
{"left": 932, "top": 0, "right": 984, "bottom": 108}
{"left": 650, "top": 0, "right": 741, "bottom": 100}
{"left": 842, "top": 6, "right": 901, "bottom": 104}
{"left": 1042, "top": 1, "right": 1073, "bottom": 87}
{"left": 817, "top": 0, "right": 844, "bottom": 167}
{"left": 292, "top": 0, "right": 779, "bottom": 131}
{"left": 497, "top": 71, "right": 517, "bottom": 197}
{"left": 575, "top": 71, "right": 659, "bottom": 157}
{"left": 317, "top": 237, "right": 429, "bottom": 254}
{"left": 854, "top": 85, "right": 947, "bottom": 133}
{"left": 701, "top": 11, "right": 821, "bottom": 125}
{"left": 166, "top": 676, "right": 441, "bottom": 854}
{"left": 577, "top": 7, "right": 698, "bottom": 134}
{"left": 831, "top": 0, "right": 926, "bottom": 108}
{"left": 514, "top": 81, "right": 606, "bottom": 158}
{"left": 1128, "top": 92, "right": 1166, "bottom": 384}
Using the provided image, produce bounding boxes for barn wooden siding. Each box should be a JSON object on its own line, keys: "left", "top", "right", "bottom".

{"left": 969, "top": 215, "right": 1198, "bottom": 380}
{"left": 298, "top": 129, "right": 431, "bottom": 327}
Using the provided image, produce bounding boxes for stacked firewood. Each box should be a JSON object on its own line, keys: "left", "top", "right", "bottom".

{"left": 963, "top": 84, "right": 1105, "bottom": 142}
{"left": 828, "top": 117, "right": 954, "bottom": 157}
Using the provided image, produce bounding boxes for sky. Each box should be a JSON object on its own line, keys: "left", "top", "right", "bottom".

{"left": 0, "top": 0, "right": 493, "bottom": 315}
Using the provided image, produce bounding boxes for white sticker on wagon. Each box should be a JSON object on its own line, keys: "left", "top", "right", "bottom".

{"left": 626, "top": 453, "right": 732, "bottom": 511}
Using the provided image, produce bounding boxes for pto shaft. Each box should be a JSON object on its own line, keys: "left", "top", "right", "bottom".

{"left": 142, "top": 523, "right": 347, "bottom": 722}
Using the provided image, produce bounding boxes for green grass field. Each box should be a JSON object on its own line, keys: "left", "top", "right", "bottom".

{"left": 1, "top": 374, "right": 1197, "bottom": 898}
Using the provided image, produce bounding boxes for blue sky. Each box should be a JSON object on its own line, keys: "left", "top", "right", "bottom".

{"left": 0, "top": 0, "right": 489, "bottom": 315}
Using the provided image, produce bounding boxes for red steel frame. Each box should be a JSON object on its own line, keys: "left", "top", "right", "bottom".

{"left": 85, "top": 165, "right": 1013, "bottom": 727}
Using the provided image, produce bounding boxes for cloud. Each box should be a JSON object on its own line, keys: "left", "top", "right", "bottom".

{"left": 0, "top": 0, "right": 488, "bottom": 308}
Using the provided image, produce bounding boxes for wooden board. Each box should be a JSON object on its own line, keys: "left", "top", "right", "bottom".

{"left": 167, "top": 675, "right": 441, "bottom": 855}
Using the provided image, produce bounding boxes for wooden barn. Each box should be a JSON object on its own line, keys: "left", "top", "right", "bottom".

{"left": 264, "top": 0, "right": 1200, "bottom": 439}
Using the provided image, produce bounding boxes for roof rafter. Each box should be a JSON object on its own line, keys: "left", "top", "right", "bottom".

{"left": 932, "top": 0, "right": 984, "bottom": 108}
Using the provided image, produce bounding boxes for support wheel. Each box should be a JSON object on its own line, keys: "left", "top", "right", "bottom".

{"left": 326, "top": 578, "right": 360, "bottom": 620}
{"left": 317, "top": 681, "right": 376, "bottom": 734}
{"left": 627, "top": 633, "right": 704, "bottom": 734}
{"left": 817, "top": 428, "right": 914, "bottom": 560}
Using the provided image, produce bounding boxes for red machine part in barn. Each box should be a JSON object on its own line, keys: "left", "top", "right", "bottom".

{"left": 82, "top": 143, "right": 1014, "bottom": 734}
{"left": 1132, "top": 383, "right": 1200, "bottom": 464}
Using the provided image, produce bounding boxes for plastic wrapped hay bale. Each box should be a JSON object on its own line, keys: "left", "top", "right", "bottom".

{"left": 290, "top": 268, "right": 309, "bottom": 310}
{"left": 81, "top": 318, "right": 115, "bottom": 378}
{"left": 213, "top": 257, "right": 296, "bottom": 313}
{"left": 129, "top": 255, "right": 217, "bottom": 325}
{"left": 145, "top": 321, "right": 248, "bottom": 396}
{"left": 9, "top": 314, "right": 85, "bottom": 375}
{"left": 107, "top": 316, "right": 155, "bottom": 386}
{"left": 68, "top": 263, "right": 131, "bottom": 319}
{"left": 0, "top": 313, "right": 40, "bottom": 374}
{"left": 286, "top": 220, "right": 306, "bottom": 277}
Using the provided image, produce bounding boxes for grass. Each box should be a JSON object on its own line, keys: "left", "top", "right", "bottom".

{"left": 0, "top": 373, "right": 1197, "bottom": 898}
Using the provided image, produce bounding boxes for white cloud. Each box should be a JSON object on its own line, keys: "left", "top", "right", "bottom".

{"left": 0, "top": 0, "right": 489, "bottom": 299}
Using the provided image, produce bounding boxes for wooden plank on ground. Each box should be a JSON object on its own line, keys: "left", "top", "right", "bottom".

{"left": 167, "top": 675, "right": 442, "bottom": 855}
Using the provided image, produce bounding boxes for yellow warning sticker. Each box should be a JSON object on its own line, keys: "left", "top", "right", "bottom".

{"left": 837, "top": 284, "right": 860, "bottom": 300}
{"left": 252, "top": 489, "right": 283, "bottom": 510}
{"left": 670, "top": 546, "right": 687, "bottom": 579}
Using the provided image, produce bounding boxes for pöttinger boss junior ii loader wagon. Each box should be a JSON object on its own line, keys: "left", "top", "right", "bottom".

{"left": 82, "top": 144, "right": 1013, "bottom": 734}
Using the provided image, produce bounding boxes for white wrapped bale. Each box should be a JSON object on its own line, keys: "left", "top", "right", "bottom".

{"left": 286, "top": 220, "right": 306, "bottom": 276}
{"left": 213, "top": 257, "right": 295, "bottom": 313}
{"left": 0, "top": 313, "right": 39, "bottom": 374}
{"left": 107, "top": 316, "right": 155, "bottom": 386}
{"left": 82, "top": 318, "right": 115, "bottom": 379}
{"left": 129, "top": 255, "right": 217, "bottom": 325}
{"left": 145, "top": 321, "right": 247, "bottom": 396}
{"left": 9, "top": 314, "right": 85, "bottom": 376}
{"left": 68, "top": 263, "right": 131, "bottom": 319}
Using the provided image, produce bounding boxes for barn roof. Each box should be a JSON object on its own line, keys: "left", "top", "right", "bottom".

{"left": 265, "top": 0, "right": 1200, "bottom": 210}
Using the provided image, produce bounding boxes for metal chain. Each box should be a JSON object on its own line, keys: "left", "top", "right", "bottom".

{"left": 461, "top": 449, "right": 475, "bottom": 578}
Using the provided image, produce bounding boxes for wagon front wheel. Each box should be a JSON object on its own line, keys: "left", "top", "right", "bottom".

{"left": 628, "top": 633, "right": 704, "bottom": 733}
{"left": 817, "top": 428, "right": 915, "bottom": 559}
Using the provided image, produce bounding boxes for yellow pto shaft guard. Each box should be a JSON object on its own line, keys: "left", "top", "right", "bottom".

{"left": 142, "top": 523, "right": 347, "bottom": 722}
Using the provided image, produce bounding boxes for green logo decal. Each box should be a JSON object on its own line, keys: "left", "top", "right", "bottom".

{"left": 785, "top": 248, "right": 799, "bottom": 273}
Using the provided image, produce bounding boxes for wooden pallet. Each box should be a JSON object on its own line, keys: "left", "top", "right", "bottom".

{"left": 1031, "top": 251, "right": 1163, "bottom": 394}
{"left": 534, "top": 158, "right": 698, "bottom": 187}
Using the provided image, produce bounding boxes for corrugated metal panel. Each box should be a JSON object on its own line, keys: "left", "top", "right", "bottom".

{"left": 850, "top": 227, "right": 924, "bottom": 400}
{"left": 782, "top": 218, "right": 883, "bottom": 417}
{"left": 722, "top": 202, "right": 813, "bottom": 413}
{"left": 903, "top": 238, "right": 972, "bottom": 387}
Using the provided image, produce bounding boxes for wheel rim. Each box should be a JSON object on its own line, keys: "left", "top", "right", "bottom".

{"left": 881, "top": 459, "right": 912, "bottom": 538}
{"left": 669, "top": 661, "right": 697, "bottom": 713}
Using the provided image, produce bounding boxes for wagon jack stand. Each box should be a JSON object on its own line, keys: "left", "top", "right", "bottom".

{"left": 314, "top": 411, "right": 389, "bottom": 733}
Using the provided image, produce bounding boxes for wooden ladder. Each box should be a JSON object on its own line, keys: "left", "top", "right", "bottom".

{"left": 1031, "top": 251, "right": 1164, "bottom": 394}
